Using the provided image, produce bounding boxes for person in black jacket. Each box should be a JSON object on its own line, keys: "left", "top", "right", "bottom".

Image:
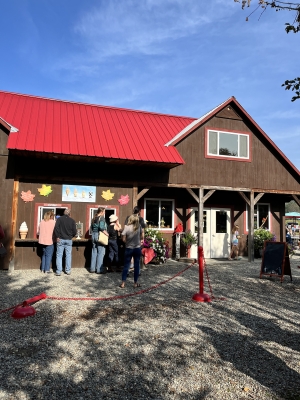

{"left": 54, "top": 208, "right": 77, "bottom": 276}
{"left": 107, "top": 214, "right": 122, "bottom": 272}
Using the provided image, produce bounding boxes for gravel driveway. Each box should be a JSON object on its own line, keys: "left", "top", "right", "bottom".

{"left": 0, "top": 255, "right": 300, "bottom": 400}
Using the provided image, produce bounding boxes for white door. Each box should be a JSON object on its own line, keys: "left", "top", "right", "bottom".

{"left": 190, "top": 208, "right": 231, "bottom": 259}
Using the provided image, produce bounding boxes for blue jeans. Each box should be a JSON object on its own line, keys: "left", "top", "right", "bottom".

{"left": 122, "top": 247, "right": 141, "bottom": 283}
{"left": 41, "top": 244, "right": 54, "bottom": 272}
{"left": 56, "top": 239, "right": 73, "bottom": 274}
{"left": 90, "top": 232, "right": 106, "bottom": 273}
{"left": 108, "top": 239, "right": 119, "bottom": 265}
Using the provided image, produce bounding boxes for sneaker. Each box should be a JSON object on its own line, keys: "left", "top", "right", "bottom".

{"left": 66, "top": 271, "right": 71, "bottom": 275}
{"left": 55, "top": 273, "right": 61, "bottom": 276}
{"left": 234, "top": 257, "right": 242, "bottom": 260}
{"left": 228, "top": 257, "right": 233, "bottom": 261}
{"left": 46, "top": 271, "right": 52, "bottom": 274}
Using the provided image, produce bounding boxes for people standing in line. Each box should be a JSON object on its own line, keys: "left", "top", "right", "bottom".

{"left": 107, "top": 214, "right": 122, "bottom": 272}
{"left": 37, "top": 211, "right": 56, "bottom": 273}
{"left": 119, "top": 215, "right": 144, "bottom": 288}
{"left": 228, "top": 224, "right": 242, "bottom": 261}
{"left": 54, "top": 208, "right": 77, "bottom": 276}
{"left": 124, "top": 206, "right": 146, "bottom": 270}
{"left": 124, "top": 206, "right": 146, "bottom": 229}
{"left": 90, "top": 207, "right": 109, "bottom": 274}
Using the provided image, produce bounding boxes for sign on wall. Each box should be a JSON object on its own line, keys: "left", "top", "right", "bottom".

{"left": 62, "top": 185, "right": 96, "bottom": 203}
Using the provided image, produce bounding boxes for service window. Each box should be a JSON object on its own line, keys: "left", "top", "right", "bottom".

{"left": 35, "top": 203, "right": 71, "bottom": 237}
{"left": 144, "top": 199, "right": 174, "bottom": 229}
{"left": 87, "top": 206, "right": 118, "bottom": 235}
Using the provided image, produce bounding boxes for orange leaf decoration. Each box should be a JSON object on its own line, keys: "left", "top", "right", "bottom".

{"left": 21, "top": 190, "right": 36, "bottom": 203}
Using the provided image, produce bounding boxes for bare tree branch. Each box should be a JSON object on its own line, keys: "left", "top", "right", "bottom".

{"left": 234, "top": 0, "right": 300, "bottom": 101}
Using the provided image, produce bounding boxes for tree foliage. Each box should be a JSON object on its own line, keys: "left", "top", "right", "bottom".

{"left": 285, "top": 200, "right": 300, "bottom": 213}
{"left": 234, "top": 1, "right": 300, "bottom": 101}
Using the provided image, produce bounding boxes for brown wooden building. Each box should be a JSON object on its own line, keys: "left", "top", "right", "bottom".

{"left": 0, "top": 91, "right": 299, "bottom": 270}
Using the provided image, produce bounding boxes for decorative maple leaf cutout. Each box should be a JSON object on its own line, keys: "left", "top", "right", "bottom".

{"left": 20, "top": 190, "right": 36, "bottom": 203}
{"left": 38, "top": 184, "right": 53, "bottom": 197}
{"left": 118, "top": 194, "right": 130, "bottom": 205}
{"left": 101, "top": 189, "right": 115, "bottom": 201}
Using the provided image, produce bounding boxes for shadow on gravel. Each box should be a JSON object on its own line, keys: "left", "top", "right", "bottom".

{"left": 198, "top": 304, "right": 300, "bottom": 399}
{"left": 0, "top": 261, "right": 299, "bottom": 399}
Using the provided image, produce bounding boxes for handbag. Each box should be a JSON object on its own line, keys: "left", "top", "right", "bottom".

{"left": 98, "top": 231, "right": 108, "bottom": 246}
{"left": 0, "top": 243, "right": 7, "bottom": 257}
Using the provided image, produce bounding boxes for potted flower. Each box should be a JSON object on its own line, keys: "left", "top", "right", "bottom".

{"left": 253, "top": 228, "right": 276, "bottom": 257}
{"left": 181, "top": 230, "right": 198, "bottom": 257}
{"left": 143, "top": 228, "right": 170, "bottom": 264}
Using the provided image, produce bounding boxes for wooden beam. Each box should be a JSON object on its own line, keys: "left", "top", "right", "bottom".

{"left": 248, "top": 191, "right": 254, "bottom": 262}
{"left": 238, "top": 191, "right": 250, "bottom": 206}
{"left": 203, "top": 189, "right": 216, "bottom": 204}
{"left": 252, "top": 188, "right": 300, "bottom": 195}
{"left": 132, "top": 182, "right": 138, "bottom": 208}
{"left": 9, "top": 179, "right": 19, "bottom": 272}
{"left": 137, "top": 187, "right": 150, "bottom": 201}
{"left": 201, "top": 185, "right": 251, "bottom": 192}
{"left": 292, "top": 194, "right": 300, "bottom": 207}
{"left": 186, "top": 188, "right": 199, "bottom": 204}
{"left": 254, "top": 192, "right": 265, "bottom": 205}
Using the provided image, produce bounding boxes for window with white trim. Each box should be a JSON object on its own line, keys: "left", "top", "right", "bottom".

{"left": 207, "top": 129, "right": 249, "bottom": 160}
{"left": 144, "top": 199, "right": 174, "bottom": 229}
{"left": 37, "top": 205, "right": 68, "bottom": 227}
{"left": 88, "top": 206, "right": 117, "bottom": 235}
{"left": 246, "top": 203, "right": 270, "bottom": 231}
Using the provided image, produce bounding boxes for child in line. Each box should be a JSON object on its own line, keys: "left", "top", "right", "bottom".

{"left": 228, "top": 224, "right": 242, "bottom": 261}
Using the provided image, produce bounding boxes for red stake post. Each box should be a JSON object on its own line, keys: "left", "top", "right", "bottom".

{"left": 192, "top": 246, "right": 211, "bottom": 303}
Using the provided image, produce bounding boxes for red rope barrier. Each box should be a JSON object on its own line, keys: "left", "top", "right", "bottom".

{"left": 203, "top": 256, "right": 226, "bottom": 301}
{"left": 0, "top": 262, "right": 196, "bottom": 313}
{"left": 48, "top": 262, "right": 196, "bottom": 301}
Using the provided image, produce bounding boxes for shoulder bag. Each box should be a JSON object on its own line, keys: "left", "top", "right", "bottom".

{"left": 98, "top": 231, "right": 108, "bottom": 246}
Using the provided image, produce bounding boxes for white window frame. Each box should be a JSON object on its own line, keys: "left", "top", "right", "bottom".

{"left": 207, "top": 129, "right": 250, "bottom": 160}
{"left": 246, "top": 203, "right": 271, "bottom": 232}
{"left": 144, "top": 198, "right": 174, "bottom": 230}
{"left": 37, "top": 205, "right": 68, "bottom": 228}
{"left": 88, "top": 206, "right": 117, "bottom": 235}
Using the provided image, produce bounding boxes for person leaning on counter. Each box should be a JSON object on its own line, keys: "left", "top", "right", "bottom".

{"left": 54, "top": 208, "right": 77, "bottom": 276}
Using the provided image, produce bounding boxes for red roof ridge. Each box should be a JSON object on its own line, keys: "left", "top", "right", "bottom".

{"left": 0, "top": 89, "right": 196, "bottom": 121}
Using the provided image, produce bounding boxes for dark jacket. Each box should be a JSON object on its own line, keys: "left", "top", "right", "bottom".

{"left": 124, "top": 215, "right": 146, "bottom": 229}
{"left": 54, "top": 215, "right": 77, "bottom": 240}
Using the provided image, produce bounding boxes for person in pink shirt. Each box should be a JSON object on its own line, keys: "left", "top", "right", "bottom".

{"left": 37, "top": 211, "right": 56, "bottom": 273}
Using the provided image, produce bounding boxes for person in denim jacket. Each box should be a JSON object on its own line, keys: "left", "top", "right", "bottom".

{"left": 90, "top": 207, "right": 109, "bottom": 274}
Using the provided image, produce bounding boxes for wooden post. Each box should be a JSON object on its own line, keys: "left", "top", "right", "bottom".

{"left": 248, "top": 191, "right": 254, "bottom": 262}
{"left": 132, "top": 182, "right": 138, "bottom": 208}
{"left": 9, "top": 178, "right": 19, "bottom": 271}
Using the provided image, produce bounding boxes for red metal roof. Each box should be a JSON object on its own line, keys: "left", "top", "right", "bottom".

{"left": 0, "top": 90, "right": 195, "bottom": 165}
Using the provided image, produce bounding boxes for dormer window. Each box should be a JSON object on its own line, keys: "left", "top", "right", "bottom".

{"left": 205, "top": 128, "right": 251, "bottom": 162}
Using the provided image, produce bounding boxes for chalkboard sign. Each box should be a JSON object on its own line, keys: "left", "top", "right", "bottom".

{"left": 260, "top": 241, "right": 292, "bottom": 282}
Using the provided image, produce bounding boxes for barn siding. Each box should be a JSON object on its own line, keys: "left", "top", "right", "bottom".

{"left": 169, "top": 116, "right": 299, "bottom": 190}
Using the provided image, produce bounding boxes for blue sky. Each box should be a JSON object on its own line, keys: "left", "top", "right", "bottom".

{"left": 0, "top": 0, "right": 299, "bottom": 170}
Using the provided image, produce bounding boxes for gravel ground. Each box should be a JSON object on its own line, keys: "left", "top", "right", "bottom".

{"left": 0, "top": 255, "right": 300, "bottom": 400}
